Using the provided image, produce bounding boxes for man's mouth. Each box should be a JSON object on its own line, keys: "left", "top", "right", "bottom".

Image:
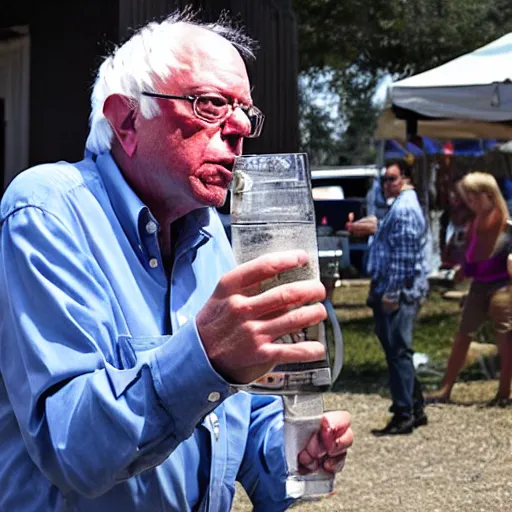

{"left": 217, "top": 160, "right": 234, "bottom": 174}
{"left": 209, "top": 161, "right": 234, "bottom": 183}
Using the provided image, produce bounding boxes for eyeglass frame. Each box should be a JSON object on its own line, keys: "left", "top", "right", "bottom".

{"left": 140, "top": 91, "right": 265, "bottom": 138}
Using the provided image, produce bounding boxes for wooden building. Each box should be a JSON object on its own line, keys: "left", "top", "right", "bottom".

{"left": 1, "top": 0, "right": 300, "bottom": 193}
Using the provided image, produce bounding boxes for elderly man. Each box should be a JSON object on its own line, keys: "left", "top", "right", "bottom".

{"left": 0, "top": 12, "right": 352, "bottom": 512}
{"left": 347, "top": 159, "right": 428, "bottom": 436}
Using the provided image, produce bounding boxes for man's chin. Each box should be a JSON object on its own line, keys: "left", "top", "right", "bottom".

{"left": 213, "top": 193, "right": 228, "bottom": 209}
{"left": 196, "top": 186, "right": 228, "bottom": 209}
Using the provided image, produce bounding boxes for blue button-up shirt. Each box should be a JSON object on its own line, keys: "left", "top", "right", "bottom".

{"left": 367, "top": 188, "right": 429, "bottom": 302}
{"left": 0, "top": 152, "right": 291, "bottom": 511}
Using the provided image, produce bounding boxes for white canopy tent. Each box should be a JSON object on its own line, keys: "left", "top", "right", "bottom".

{"left": 375, "top": 33, "right": 512, "bottom": 140}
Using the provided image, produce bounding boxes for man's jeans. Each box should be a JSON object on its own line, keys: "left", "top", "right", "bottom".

{"left": 372, "top": 300, "right": 424, "bottom": 416}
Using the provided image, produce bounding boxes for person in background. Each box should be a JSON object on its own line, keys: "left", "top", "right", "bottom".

{"left": 0, "top": 12, "right": 353, "bottom": 511}
{"left": 426, "top": 172, "right": 512, "bottom": 407}
{"left": 439, "top": 185, "right": 473, "bottom": 271}
{"left": 347, "top": 159, "right": 429, "bottom": 435}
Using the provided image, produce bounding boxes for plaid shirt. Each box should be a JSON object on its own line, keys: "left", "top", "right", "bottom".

{"left": 367, "top": 188, "right": 429, "bottom": 302}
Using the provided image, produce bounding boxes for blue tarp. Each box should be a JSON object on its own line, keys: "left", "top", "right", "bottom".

{"left": 383, "top": 139, "right": 424, "bottom": 159}
{"left": 382, "top": 137, "right": 498, "bottom": 160}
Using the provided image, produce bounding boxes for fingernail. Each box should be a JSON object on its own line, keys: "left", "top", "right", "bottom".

{"left": 305, "top": 461, "right": 318, "bottom": 471}
{"left": 325, "top": 458, "right": 345, "bottom": 473}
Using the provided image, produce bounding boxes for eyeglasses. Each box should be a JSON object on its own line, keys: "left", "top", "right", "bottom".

{"left": 381, "top": 175, "right": 399, "bottom": 183}
{"left": 141, "top": 91, "right": 265, "bottom": 138}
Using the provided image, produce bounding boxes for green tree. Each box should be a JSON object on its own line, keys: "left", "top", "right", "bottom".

{"left": 294, "top": 0, "right": 512, "bottom": 165}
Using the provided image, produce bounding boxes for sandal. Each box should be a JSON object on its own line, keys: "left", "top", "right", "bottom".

{"left": 485, "top": 396, "right": 512, "bottom": 408}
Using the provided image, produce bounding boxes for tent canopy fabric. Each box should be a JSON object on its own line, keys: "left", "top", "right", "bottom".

{"left": 375, "top": 106, "right": 512, "bottom": 140}
{"left": 375, "top": 33, "right": 512, "bottom": 140}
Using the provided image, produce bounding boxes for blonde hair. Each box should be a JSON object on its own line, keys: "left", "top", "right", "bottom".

{"left": 457, "top": 172, "right": 509, "bottom": 223}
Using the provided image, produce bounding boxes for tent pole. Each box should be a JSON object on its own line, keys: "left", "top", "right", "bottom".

{"left": 406, "top": 117, "right": 418, "bottom": 140}
{"left": 376, "top": 140, "right": 385, "bottom": 167}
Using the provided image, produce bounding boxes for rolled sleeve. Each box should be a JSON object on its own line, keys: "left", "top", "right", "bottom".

{"left": 151, "top": 319, "right": 236, "bottom": 439}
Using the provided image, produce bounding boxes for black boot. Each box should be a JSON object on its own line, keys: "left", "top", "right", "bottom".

{"left": 413, "top": 409, "right": 428, "bottom": 427}
{"left": 371, "top": 414, "right": 415, "bottom": 436}
{"left": 413, "top": 377, "right": 428, "bottom": 427}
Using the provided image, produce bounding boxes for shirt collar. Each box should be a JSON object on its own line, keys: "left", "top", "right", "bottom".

{"left": 94, "top": 151, "right": 148, "bottom": 251}
{"left": 92, "top": 151, "right": 217, "bottom": 253}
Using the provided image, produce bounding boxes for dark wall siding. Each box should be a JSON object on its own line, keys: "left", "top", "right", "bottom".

{"left": 3, "top": 1, "right": 119, "bottom": 166}
{"left": 28, "top": 1, "right": 119, "bottom": 165}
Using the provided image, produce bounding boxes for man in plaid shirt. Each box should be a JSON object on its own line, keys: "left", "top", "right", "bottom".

{"left": 347, "top": 159, "right": 429, "bottom": 435}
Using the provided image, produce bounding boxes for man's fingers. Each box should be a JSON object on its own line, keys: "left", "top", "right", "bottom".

{"left": 247, "top": 280, "right": 326, "bottom": 318}
{"left": 303, "top": 430, "right": 327, "bottom": 459}
{"left": 258, "top": 303, "right": 327, "bottom": 340}
{"left": 266, "top": 340, "right": 326, "bottom": 365}
{"left": 298, "top": 431, "right": 326, "bottom": 473}
{"left": 320, "top": 411, "right": 354, "bottom": 456}
{"left": 298, "top": 411, "right": 353, "bottom": 475}
{"left": 322, "top": 453, "right": 347, "bottom": 474}
{"left": 219, "top": 250, "right": 310, "bottom": 294}
{"left": 298, "top": 449, "right": 319, "bottom": 473}
{"left": 298, "top": 432, "right": 347, "bottom": 474}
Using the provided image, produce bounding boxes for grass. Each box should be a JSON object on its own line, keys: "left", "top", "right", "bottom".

{"left": 327, "top": 281, "right": 495, "bottom": 396}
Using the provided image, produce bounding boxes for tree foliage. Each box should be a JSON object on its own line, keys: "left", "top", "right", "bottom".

{"left": 294, "top": 0, "right": 512, "bottom": 165}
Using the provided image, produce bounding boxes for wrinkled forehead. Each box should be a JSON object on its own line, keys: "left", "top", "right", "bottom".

{"left": 159, "top": 24, "right": 251, "bottom": 96}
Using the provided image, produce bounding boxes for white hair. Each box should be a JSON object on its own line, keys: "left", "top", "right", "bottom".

{"left": 85, "top": 10, "right": 256, "bottom": 154}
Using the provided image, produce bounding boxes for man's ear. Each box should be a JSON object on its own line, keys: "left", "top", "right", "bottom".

{"left": 103, "top": 94, "right": 138, "bottom": 157}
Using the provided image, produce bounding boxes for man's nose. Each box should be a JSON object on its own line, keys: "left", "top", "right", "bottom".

{"left": 221, "top": 107, "right": 251, "bottom": 138}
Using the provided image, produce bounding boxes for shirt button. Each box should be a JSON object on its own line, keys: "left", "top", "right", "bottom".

{"left": 146, "top": 221, "right": 158, "bottom": 234}
{"left": 208, "top": 391, "right": 221, "bottom": 403}
{"left": 149, "top": 258, "right": 159, "bottom": 268}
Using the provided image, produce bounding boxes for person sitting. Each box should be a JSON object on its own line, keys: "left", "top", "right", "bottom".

{"left": 426, "top": 172, "right": 512, "bottom": 407}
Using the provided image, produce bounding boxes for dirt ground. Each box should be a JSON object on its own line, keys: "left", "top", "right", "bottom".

{"left": 233, "top": 382, "right": 512, "bottom": 512}
{"left": 232, "top": 282, "right": 512, "bottom": 511}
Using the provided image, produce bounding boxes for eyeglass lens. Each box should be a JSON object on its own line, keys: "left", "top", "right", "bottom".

{"left": 195, "top": 96, "right": 227, "bottom": 122}
{"left": 194, "top": 95, "right": 262, "bottom": 137}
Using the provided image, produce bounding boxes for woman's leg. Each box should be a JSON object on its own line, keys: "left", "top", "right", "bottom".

{"left": 488, "top": 284, "right": 512, "bottom": 403}
{"left": 427, "top": 282, "right": 486, "bottom": 403}
{"left": 496, "top": 331, "right": 512, "bottom": 399}
{"left": 426, "top": 331, "right": 472, "bottom": 402}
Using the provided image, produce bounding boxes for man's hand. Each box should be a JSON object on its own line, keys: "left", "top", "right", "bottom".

{"left": 196, "top": 250, "right": 327, "bottom": 384}
{"left": 298, "top": 411, "right": 353, "bottom": 474}
{"left": 345, "top": 214, "right": 378, "bottom": 236}
{"left": 381, "top": 294, "right": 399, "bottom": 313}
